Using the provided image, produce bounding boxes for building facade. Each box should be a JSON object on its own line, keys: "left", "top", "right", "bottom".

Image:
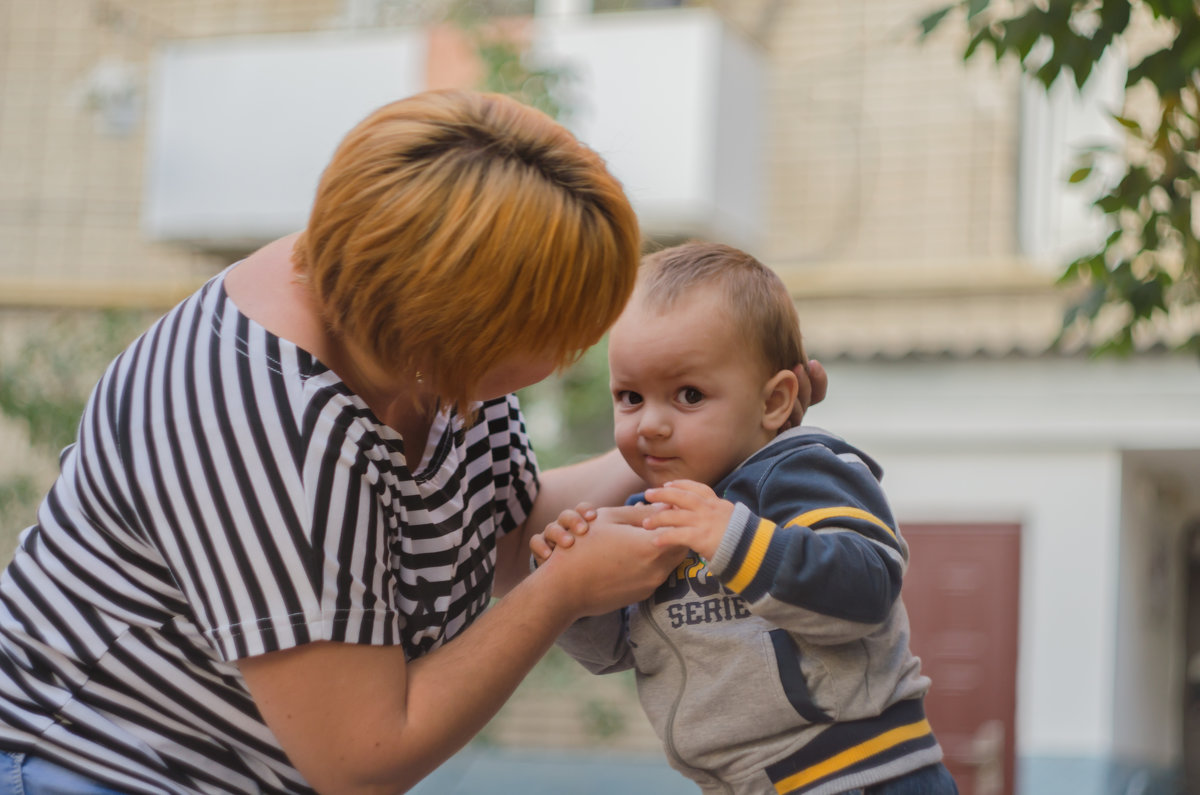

{"left": 2, "top": 1, "right": 1198, "bottom": 793}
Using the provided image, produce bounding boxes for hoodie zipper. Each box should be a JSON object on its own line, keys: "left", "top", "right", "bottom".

{"left": 642, "top": 597, "right": 733, "bottom": 794}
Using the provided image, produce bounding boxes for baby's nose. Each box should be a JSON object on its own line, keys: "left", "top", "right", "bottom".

{"left": 638, "top": 407, "right": 671, "bottom": 438}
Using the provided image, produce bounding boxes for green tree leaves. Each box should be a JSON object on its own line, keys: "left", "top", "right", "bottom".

{"left": 921, "top": 0, "right": 1200, "bottom": 356}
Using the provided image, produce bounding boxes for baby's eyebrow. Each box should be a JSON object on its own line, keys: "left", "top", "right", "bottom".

{"left": 655, "top": 364, "right": 701, "bottom": 381}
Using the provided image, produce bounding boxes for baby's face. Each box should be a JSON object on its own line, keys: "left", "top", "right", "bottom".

{"left": 608, "top": 285, "right": 778, "bottom": 489}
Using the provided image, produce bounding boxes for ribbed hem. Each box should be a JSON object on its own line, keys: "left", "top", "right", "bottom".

{"left": 764, "top": 699, "right": 943, "bottom": 794}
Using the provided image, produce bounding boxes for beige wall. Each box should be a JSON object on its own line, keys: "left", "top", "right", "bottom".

{"left": 758, "top": 0, "right": 1020, "bottom": 268}
{"left": 0, "top": 0, "right": 343, "bottom": 308}
{"left": 749, "top": 0, "right": 1063, "bottom": 361}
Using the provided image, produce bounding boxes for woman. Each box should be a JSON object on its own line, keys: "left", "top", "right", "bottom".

{"left": 0, "top": 90, "right": 686, "bottom": 793}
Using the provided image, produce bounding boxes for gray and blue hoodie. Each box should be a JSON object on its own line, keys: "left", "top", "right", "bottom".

{"left": 556, "top": 427, "right": 943, "bottom": 795}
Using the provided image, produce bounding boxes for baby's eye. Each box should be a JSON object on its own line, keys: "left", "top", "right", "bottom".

{"left": 616, "top": 390, "right": 644, "bottom": 408}
{"left": 676, "top": 387, "right": 704, "bottom": 405}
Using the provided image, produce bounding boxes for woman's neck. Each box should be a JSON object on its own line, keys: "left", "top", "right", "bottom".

{"left": 225, "top": 234, "right": 436, "bottom": 444}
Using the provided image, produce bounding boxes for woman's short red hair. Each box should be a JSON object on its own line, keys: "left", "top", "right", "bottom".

{"left": 294, "top": 89, "right": 640, "bottom": 414}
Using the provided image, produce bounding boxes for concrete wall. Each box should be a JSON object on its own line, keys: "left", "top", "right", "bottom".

{"left": 1112, "top": 453, "right": 1196, "bottom": 781}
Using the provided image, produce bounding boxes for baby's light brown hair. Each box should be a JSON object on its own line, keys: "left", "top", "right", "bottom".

{"left": 636, "top": 241, "right": 806, "bottom": 377}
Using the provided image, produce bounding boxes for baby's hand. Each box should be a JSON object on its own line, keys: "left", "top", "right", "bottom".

{"left": 642, "top": 480, "right": 734, "bottom": 562}
{"left": 530, "top": 503, "right": 598, "bottom": 565}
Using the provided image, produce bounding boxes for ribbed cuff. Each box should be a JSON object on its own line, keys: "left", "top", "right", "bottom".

{"left": 708, "top": 501, "right": 755, "bottom": 577}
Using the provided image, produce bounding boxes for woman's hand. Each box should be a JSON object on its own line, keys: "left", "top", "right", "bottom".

{"left": 785, "top": 359, "right": 828, "bottom": 429}
{"left": 535, "top": 503, "right": 687, "bottom": 618}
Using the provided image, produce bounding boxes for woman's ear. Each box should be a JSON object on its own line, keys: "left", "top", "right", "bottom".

{"left": 762, "top": 369, "right": 800, "bottom": 432}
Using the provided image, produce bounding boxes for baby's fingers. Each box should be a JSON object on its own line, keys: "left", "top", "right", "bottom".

{"left": 555, "top": 507, "right": 594, "bottom": 537}
{"left": 666, "top": 479, "right": 716, "bottom": 497}
{"left": 529, "top": 534, "right": 554, "bottom": 564}
{"left": 541, "top": 522, "right": 579, "bottom": 550}
{"left": 645, "top": 481, "right": 712, "bottom": 510}
{"left": 572, "top": 502, "right": 599, "bottom": 520}
{"left": 640, "top": 506, "right": 695, "bottom": 531}
{"left": 648, "top": 525, "right": 697, "bottom": 552}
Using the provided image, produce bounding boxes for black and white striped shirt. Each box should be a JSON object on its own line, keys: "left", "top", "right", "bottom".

{"left": 0, "top": 270, "right": 539, "bottom": 792}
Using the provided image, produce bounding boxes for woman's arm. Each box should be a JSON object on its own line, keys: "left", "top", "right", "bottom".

{"left": 239, "top": 510, "right": 681, "bottom": 795}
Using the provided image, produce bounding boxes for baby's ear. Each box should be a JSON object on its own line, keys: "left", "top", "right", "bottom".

{"left": 762, "top": 369, "right": 800, "bottom": 432}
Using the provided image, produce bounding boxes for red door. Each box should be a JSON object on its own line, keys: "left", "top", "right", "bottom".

{"left": 1184, "top": 522, "right": 1200, "bottom": 794}
{"left": 902, "top": 524, "right": 1021, "bottom": 795}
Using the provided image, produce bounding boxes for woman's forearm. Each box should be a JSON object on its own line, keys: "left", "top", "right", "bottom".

{"left": 242, "top": 518, "right": 683, "bottom": 794}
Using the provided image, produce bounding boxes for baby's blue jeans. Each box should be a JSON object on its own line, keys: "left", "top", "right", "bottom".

{"left": 846, "top": 761, "right": 960, "bottom": 794}
{"left": 0, "top": 752, "right": 126, "bottom": 795}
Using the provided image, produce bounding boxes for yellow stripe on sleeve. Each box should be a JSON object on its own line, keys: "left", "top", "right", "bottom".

{"left": 725, "top": 518, "right": 778, "bottom": 593}
{"left": 784, "top": 506, "right": 896, "bottom": 540}
{"left": 773, "top": 719, "right": 933, "bottom": 794}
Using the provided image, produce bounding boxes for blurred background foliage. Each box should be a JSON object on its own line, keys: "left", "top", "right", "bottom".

{"left": 921, "top": 0, "right": 1200, "bottom": 357}
{"left": 518, "top": 339, "right": 615, "bottom": 470}
{"left": 0, "top": 310, "right": 151, "bottom": 552}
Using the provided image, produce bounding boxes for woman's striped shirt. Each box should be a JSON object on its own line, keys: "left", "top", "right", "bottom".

{"left": 0, "top": 269, "right": 539, "bottom": 792}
